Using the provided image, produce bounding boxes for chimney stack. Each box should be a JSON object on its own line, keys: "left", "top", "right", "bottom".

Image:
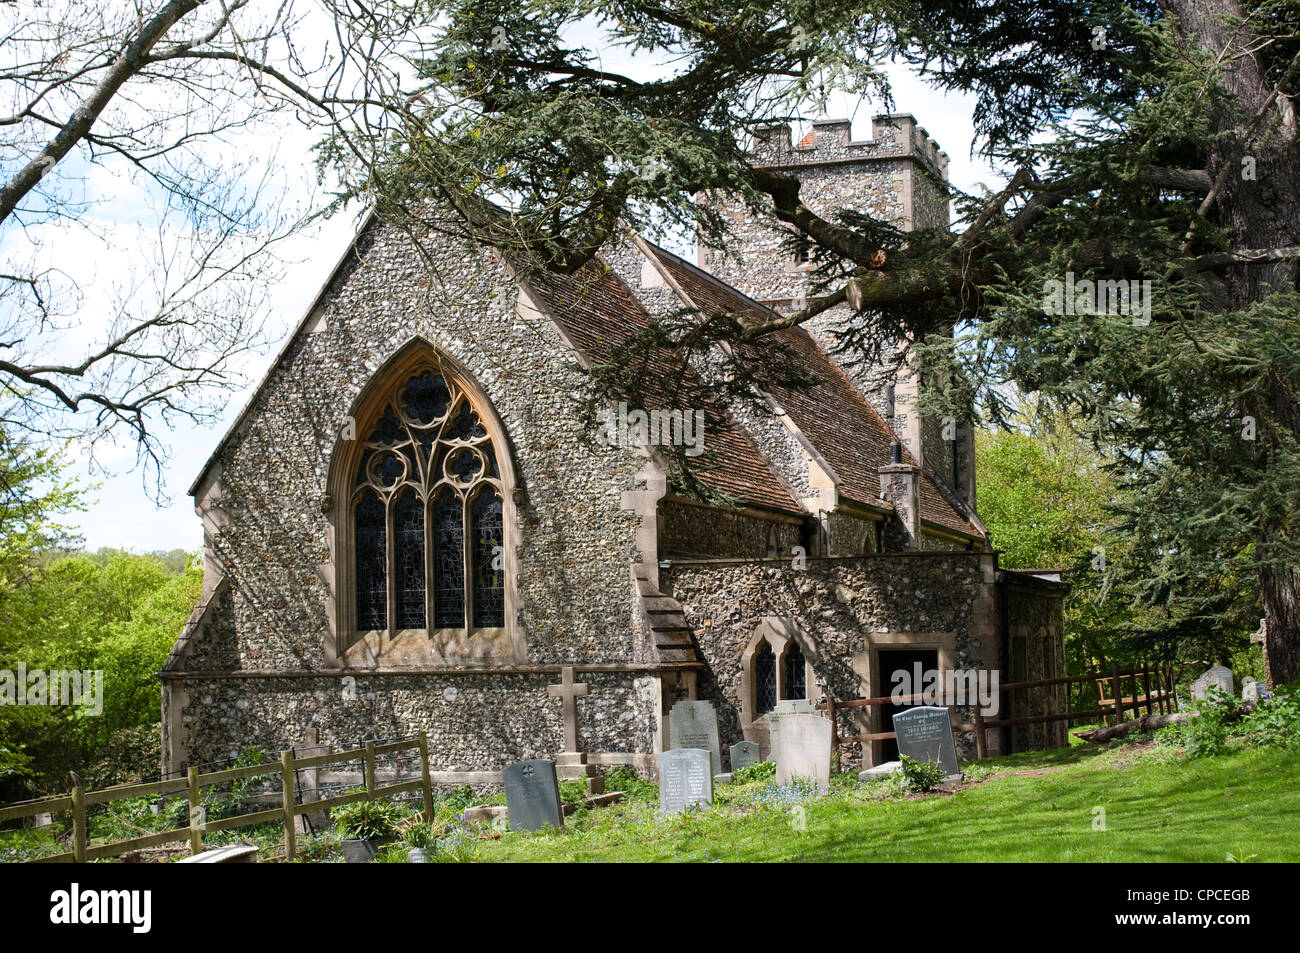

{"left": 879, "top": 444, "right": 920, "bottom": 549}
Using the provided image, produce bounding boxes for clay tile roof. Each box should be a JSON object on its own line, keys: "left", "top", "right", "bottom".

{"left": 638, "top": 242, "right": 983, "bottom": 540}
{"left": 520, "top": 261, "right": 800, "bottom": 515}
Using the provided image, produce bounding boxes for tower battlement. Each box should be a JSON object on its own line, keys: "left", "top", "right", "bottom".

{"left": 750, "top": 114, "right": 949, "bottom": 182}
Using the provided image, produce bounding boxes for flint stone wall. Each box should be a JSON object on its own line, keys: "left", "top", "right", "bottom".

{"left": 194, "top": 217, "right": 654, "bottom": 669}
{"left": 661, "top": 552, "right": 998, "bottom": 769}
{"left": 176, "top": 672, "right": 659, "bottom": 770}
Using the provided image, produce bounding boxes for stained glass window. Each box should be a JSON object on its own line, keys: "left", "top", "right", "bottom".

{"left": 755, "top": 641, "right": 777, "bottom": 713}
{"left": 355, "top": 489, "right": 387, "bottom": 631}
{"left": 471, "top": 487, "right": 504, "bottom": 628}
{"left": 433, "top": 489, "right": 465, "bottom": 629}
{"left": 394, "top": 489, "right": 425, "bottom": 629}
{"left": 785, "top": 641, "right": 806, "bottom": 700}
{"left": 350, "top": 366, "right": 508, "bottom": 640}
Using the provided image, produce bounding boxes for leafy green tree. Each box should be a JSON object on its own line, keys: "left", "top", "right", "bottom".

{"left": 0, "top": 551, "right": 199, "bottom": 799}
{"left": 0, "top": 433, "right": 88, "bottom": 592}
{"left": 976, "top": 411, "right": 1114, "bottom": 572}
{"left": 976, "top": 407, "right": 1258, "bottom": 687}
{"left": 316, "top": 0, "right": 1300, "bottom": 684}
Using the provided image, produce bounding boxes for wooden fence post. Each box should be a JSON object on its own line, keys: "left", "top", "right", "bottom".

{"left": 1142, "top": 662, "right": 1155, "bottom": 716}
{"left": 68, "top": 772, "right": 86, "bottom": 864}
{"left": 187, "top": 766, "right": 202, "bottom": 855}
{"left": 281, "top": 750, "right": 297, "bottom": 862}
{"left": 826, "top": 693, "right": 838, "bottom": 753}
{"left": 364, "top": 741, "right": 376, "bottom": 798}
{"left": 973, "top": 707, "right": 987, "bottom": 759}
{"left": 418, "top": 732, "right": 434, "bottom": 822}
{"left": 1111, "top": 663, "right": 1124, "bottom": 726}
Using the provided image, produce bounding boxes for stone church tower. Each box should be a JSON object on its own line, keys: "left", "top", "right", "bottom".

{"left": 700, "top": 114, "right": 976, "bottom": 511}
{"left": 160, "top": 113, "right": 1066, "bottom": 784}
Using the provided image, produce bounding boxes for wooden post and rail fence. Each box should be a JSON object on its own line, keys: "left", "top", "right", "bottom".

{"left": 819, "top": 660, "right": 1178, "bottom": 760}
{"left": 0, "top": 733, "right": 434, "bottom": 863}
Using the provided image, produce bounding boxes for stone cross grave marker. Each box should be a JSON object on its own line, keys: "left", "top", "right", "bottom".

{"left": 773, "top": 712, "right": 832, "bottom": 793}
{"left": 1192, "top": 666, "right": 1234, "bottom": 703}
{"left": 657, "top": 748, "right": 713, "bottom": 814}
{"left": 892, "top": 706, "right": 960, "bottom": 778}
{"left": 669, "top": 699, "right": 721, "bottom": 776}
{"left": 730, "top": 740, "right": 761, "bottom": 772}
{"left": 502, "top": 759, "right": 564, "bottom": 832}
{"left": 547, "top": 666, "right": 588, "bottom": 753}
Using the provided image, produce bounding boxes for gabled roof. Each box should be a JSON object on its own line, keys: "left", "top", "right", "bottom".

{"left": 187, "top": 209, "right": 799, "bottom": 516}
{"left": 187, "top": 209, "right": 981, "bottom": 541}
{"left": 635, "top": 239, "right": 983, "bottom": 540}
{"left": 520, "top": 260, "right": 800, "bottom": 514}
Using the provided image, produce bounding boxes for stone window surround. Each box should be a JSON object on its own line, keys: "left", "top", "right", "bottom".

{"left": 325, "top": 338, "right": 526, "bottom": 669}
{"left": 739, "top": 617, "right": 817, "bottom": 749}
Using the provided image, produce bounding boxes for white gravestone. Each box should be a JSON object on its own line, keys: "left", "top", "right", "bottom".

{"left": 773, "top": 712, "right": 832, "bottom": 793}
{"left": 1192, "top": 666, "right": 1234, "bottom": 702}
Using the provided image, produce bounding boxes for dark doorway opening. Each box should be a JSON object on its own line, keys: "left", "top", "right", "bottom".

{"left": 877, "top": 649, "right": 939, "bottom": 762}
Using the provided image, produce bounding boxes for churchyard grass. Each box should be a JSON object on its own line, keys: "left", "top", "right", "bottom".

{"left": 3, "top": 711, "right": 1294, "bottom": 863}
{"left": 463, "top": 740, "right": 1299, "bottom": 863}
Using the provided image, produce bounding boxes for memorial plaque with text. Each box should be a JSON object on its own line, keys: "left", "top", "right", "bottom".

{"left": 658, "top": 748, "right": 714, "bottom": 814}
{"left": 892, "top": 706, "right": 960, "bottom": 777}
{"left": 669, "top": 700, "right": 722, "bottom": 776}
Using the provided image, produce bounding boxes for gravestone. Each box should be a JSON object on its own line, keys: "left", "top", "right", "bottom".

{"left": 502, "top": 759, "right": 564, "bottom": 832}
{"left": 773, "top": 698, "right": 817, "bottom": 715}
{"left": 657, "top": 748, "right": 713, "bottom": 814}
{"left": 892, "top": 706, "right": 960, "bottom": 778}
{"left": 669, "top": 700, "right": 722, "bottom": 776}
{"left": 773, "top": 713, "right": 832, "bottom": 793}
{"left": 1242, "top": 678, "right": 1268, "bottom": 704}
{"left": 730, "top": 740, "right": 760, "bottom": 772}
{"left": 1192, "top": 665, "right": 1234, "bottom": 702}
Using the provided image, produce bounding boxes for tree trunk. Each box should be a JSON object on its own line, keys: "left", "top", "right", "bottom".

{"left": 1168, "top": 0, "right": 1300, "bottom": 686}
{"left": 1074, "top": 712, "right": 1191, "bottom": 743}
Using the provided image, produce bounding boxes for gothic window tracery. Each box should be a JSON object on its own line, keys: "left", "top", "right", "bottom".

{"left": 350, "top": 367, "right": 506, "bottom": 637}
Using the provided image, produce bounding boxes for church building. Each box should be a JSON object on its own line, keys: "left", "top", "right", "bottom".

{"left": 161, "top": 114, "right": 1068, "bottom": 781}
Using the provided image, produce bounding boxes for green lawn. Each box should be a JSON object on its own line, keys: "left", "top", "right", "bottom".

{"left": 464, "top": 741, "right": 1299, "bottom": 863}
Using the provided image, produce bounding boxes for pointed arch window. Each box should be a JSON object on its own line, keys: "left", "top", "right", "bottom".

{"left": 784, "top": 640, "right": 806, "bottom": 700}
{"left": 347, "top": 366, "right": 508, "bottom": 641}
{"left": 755, "top": 641, "right": 777, "bottom": 714}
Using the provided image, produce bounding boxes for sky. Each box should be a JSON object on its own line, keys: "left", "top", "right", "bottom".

{"left": 33, "top": 22, "right": 1004, "bottom": 556}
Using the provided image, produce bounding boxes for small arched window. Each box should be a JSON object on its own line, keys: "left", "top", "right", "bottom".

{"left": 784, "top": 640, "right": 806, "bottom": 700}
{"left": 755, "top": 641, "right": 777, "bottom": 713}
{"left": 347, "top": 364, "right": 507, "bottom": 641}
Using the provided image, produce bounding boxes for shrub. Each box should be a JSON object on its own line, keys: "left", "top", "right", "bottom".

{"left": 603, "top": 765, "right": 658, "bottom": 802}
{"left": 1182, "top": 688, "right": 1236, "bottom": 757}
{"left": 399, "top": 814, "right": 437, "bottom": 849}
{"left": 1237, "top": 686, "right": 1300, "bottom": 748}
{"left": 887, "top": 755, "right": 947, "bottom": 794}
{"left": 332, "top": 798, "right": 409, "bottom": 841}
{"left": 732, "top": 761, "right": 776, "bottom": 785}
{"left": 558, "top": 779, "right": 588, "bottom": 808}
{"left": 437, "top": 783, "right": 480, "bottom": 814}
